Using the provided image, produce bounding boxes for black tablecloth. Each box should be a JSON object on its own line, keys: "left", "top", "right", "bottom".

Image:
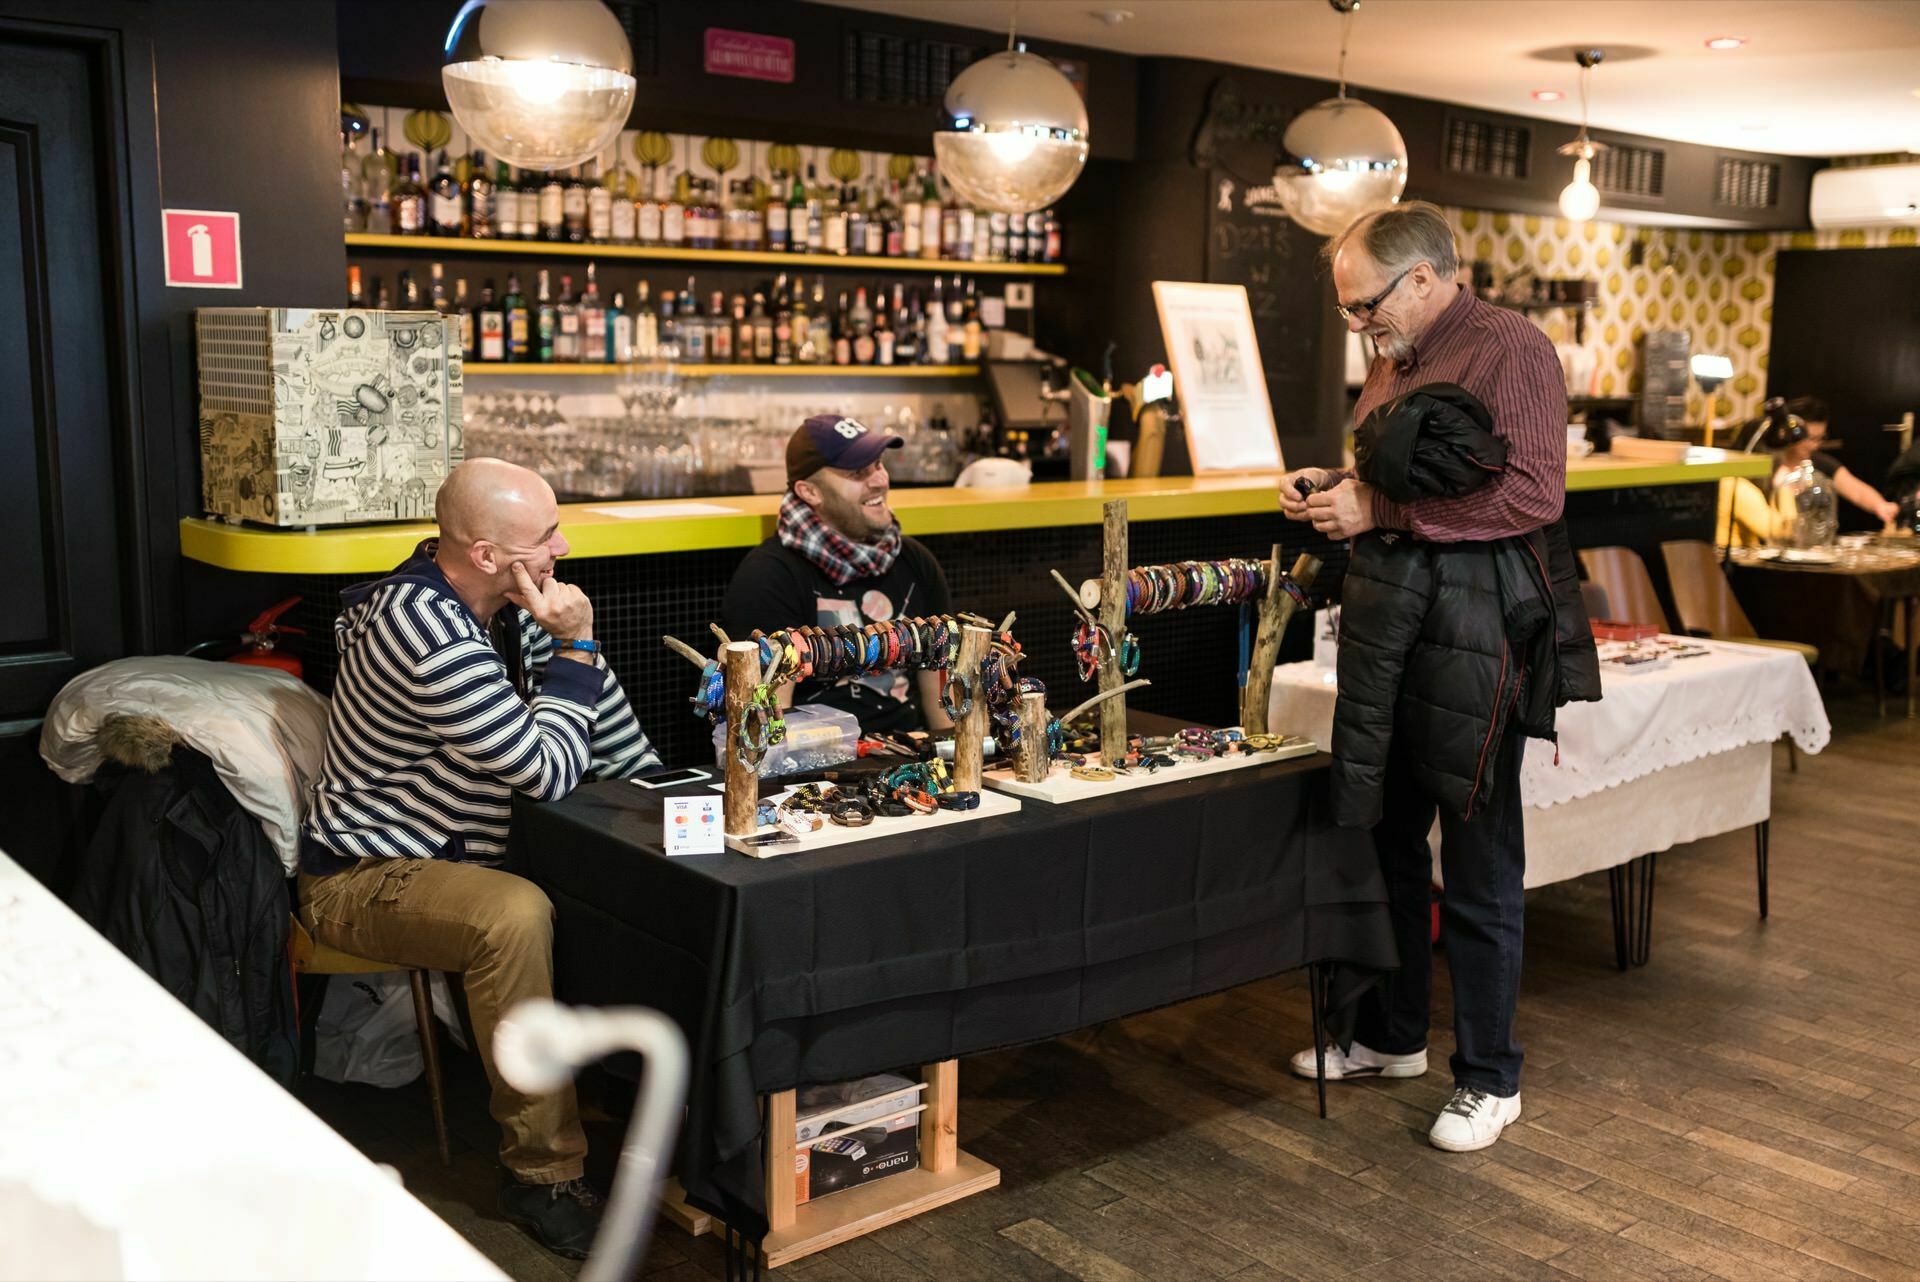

{"left": 512, "top": 754, "right": 1395, "bottom": 1237}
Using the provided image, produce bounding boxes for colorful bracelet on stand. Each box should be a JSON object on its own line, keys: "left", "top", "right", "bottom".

{"left": 1124, "top": 558, "right": 1268, "bottom": 616}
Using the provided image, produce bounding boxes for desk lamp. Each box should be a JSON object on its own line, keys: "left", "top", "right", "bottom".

{"left": 1690, "top": 354, "right": 1732, "bottom": 444}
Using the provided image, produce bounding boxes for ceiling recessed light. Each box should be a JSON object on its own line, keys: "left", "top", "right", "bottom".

{"left": 1705, "top": 36, "right": 1747, "bottom": 50}
{"left": 1532, "top": 89, "right": 1565, "bottom": 102}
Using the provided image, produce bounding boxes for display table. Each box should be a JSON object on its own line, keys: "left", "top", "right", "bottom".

{"left": 1266, "top": 639, "right": 1830, "bottom": 964}
{"left": 0, "top": 849, "right": 504, "bottom": 1281}
{"left": 511, "top": 753, "right": 1395, "bottom": 1265}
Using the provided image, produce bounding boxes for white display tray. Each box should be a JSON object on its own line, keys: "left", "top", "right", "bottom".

{"left": 725, "top": 785, "right": 1021, "bottom": 857}
{"left": 982, "top": 738, "right": 1317, "bottom": 805}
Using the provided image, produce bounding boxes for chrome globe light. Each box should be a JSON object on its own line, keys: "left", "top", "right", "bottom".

{"left": 1274, "top": 95, "right": 1408, "bottom": 236}
{"left": 442, "top": 0, "right": 636, "bottom": 172}
{"left": 935, "top": 49, "right": 1090, "bottom": 214}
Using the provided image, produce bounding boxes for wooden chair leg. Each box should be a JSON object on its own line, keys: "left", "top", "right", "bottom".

{"left": 409, "top": 970, "right": 451, "bottom": 1166}
{"left": 1784, "top": 737, "right": 1798, "bottom": 773}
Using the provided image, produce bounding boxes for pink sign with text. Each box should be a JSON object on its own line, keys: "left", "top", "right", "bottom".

{"left": 704, "top": 28, "right": 795, "bottom": 83}
{"left": 162, "top": 209, "right": 243, "bottom": 289}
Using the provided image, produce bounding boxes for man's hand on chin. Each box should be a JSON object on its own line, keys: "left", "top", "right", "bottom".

{"left": 1307, "top": 479, "right": 1378, "bottom": 540}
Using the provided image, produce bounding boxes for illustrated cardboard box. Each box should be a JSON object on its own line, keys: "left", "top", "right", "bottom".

{"left": 196, "top": 307, "right": 463, "bottom": 527}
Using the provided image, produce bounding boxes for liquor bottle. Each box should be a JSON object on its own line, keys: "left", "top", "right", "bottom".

{"left": 503, "top": 273, "right": 528, "bottom": 362}
{"left": 940, "top": 201, "right": 960, "bottom": 264}
{"left": 706, "top": 291, "right": 732, "bottom": 363}
{"left": 788, "top": 170, "right": 808, "bottom": 252}
{"left": 580, "top": 263, "right": 607, "bottom": 362}
{"left": 551, "top": 272, "right": 579, "bottom": 362}
{"left": 989, "top": 210, "right": 1010, "bottom": 264}
{"left": 882, "top": 181, "right": 905, "bottom": 258}
{"left": 722, "top": 179, "right": 751, "bottom": 250}
{"left": 810, "top": 277, "right": 829, "bottom": 363}
{"left": 478, "top": 280, "right": 505, "bottom": 362}
{"left": 804, "top": 165, "right": 825, "bottom": 252}
{"left": 702, "top": 179, "right": 724, "bottom": 250}
{"left": 534, "top": 268, "right": 556, "bottom": 362}
{"left": 659, "top": 173, "right": 684, "bottom": 248}
{"left": 492, "top": 161, "right": 518, "bottom": 240}
{"left": 634, "top": 280, "right": 657, "bottom": 358}
{"left": 920, "top": 165, "right": 943, "bottom": 260}
{"left": 679, "top": 280, "right": 705, "bottom": 361}
{"left": 363, "top": 127, "right": 395, "bottom": 235}
{"left": 428, "top": 151, "right": 463, "bottom": 237}
{"left": 961, "top": 278, "right": 982, "bottom": 360}
{"left": 375, "top": 277, "right": 392, "bottom": 309}
{"left": 892, "top": 285, "right": 919, "bottom": 366}
{"left": 925, "top": 277, "right": 950, "bottom": 364}
{"left": 587, "top": 160, "right": 613, "bottom": 243}
{"left": 974, "top": 207, "right": 994, "bottom": 263}
{"left": 347, "top": 264, "right": 365, "bottom": 307}
{"left": 454, "top": 278, "right": 474, "bottom": 359}
{"left": 790, "top": 275, "right": 811, "bottom": 362}
{"left": 516, "top": 168, "right": 539, "bottom": 240}
{"left": 773, "top": 273, "right": 793, "bottom": 365}
{"left": 832, "top": 291, "right": 852, "bottom": 365}
{"left": 730, "top": 294, "right": 751, "bottom": 365}
{"left": 657, "top": 288, "right": 677, "bottom": 354}
{"left": 393, "top": 153, "right": 426, "bottom": 235}
{"left": 902, "top": 170, "right": 923, "bottom": 258}
{"left": 563, "top": 165, "right": 589, "bottom": 243}
{"left": 1042, "top": 208, "right": 1063, "bottom": 263}
{"left": 639, "top": 168, "right": 665, "bottom": 245}
{"left": 850, "top": 286, "right": 875, "bottom": 365}
{"left": 466, "top": 151, "right": 495, "bottom": 238}
{"left": 608, "top": 164, "right": 636, "bottom": 244}
{"left": 764, "top": 169, "right": 790, "bottom": 252}
{"left": 874, "top": 304, "right": 894, "bottom": 366}
{"left": 948, "top": 274, "right": 965, "bottom": 325}
{"left": 538, "top": 170, "right": 565, "bottom": 241}
{"left": 954, "top": 202, "right": 976, "bottom": 263}
{"left": 399, "top": 268, "right": 420, "bottom": 308}
{"left": 823, "top": 183, "right": 848, "bottom": 256}
{"left": 844, "top": 186, "right": 867, "bottom": 258}
{"left": 750, "top": 291, "right": 773, "bottom": 363}
{"left": 864, "top": 181, "right": 886, "bottom": 257}
{"left": 608, "top": 290, "right": 632, "bottom": 363}
{"left": 1024, "top": 209, "right": 1046, "bottom": 264}
{"left": 429, "top": 261, "right": 450, "bottom": 316}
{"left": 341, "top": 131, "right": 367, "bottom": 233}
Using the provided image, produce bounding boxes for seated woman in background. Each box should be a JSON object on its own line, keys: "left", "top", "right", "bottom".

{"left": 1718, "top": 396, "right": 1899, "bottom": 544}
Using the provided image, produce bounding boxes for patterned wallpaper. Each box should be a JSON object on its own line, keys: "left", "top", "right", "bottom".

{"left": 1437, "top": 207, "right": 1919, "bottom": 425}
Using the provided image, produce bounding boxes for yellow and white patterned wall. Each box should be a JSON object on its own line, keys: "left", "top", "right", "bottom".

{"left": 1438, "top": 206, "right": 1918, "bottom": 425}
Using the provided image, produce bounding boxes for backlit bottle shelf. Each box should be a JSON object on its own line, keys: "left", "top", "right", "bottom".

{"left": 345, "top": 233, "right": 1065, "bottom": 277}
{"left": 462, "top": 362, "right": 980, "bottom": 378}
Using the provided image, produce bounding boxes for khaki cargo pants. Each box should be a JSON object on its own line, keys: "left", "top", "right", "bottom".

{"left": 298, "top": 857, "right": 587, "bottom": 1183}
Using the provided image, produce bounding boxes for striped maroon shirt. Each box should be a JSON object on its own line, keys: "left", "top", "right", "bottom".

{"left": 1352, "top": 286, "right": 1568, "bottom": 540}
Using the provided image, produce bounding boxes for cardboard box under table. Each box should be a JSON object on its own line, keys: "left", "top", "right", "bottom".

{"left": 195, "top": 307, "right": 462, "bottom": 527}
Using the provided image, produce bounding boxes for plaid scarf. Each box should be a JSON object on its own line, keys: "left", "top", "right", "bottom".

{"left": 777, "top": 491, "right": 903, "bottom": 587}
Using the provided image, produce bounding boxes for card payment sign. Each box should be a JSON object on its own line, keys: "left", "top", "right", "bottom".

{"left": 665, "top": 795, "right": 725, "bottom": 856}
{"left": 162, "top": 209, "right": 243, "bottom": 288}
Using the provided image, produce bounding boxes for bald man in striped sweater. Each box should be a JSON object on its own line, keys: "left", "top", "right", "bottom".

{"left": 299, "top": 458, "right": 657, "bottom": 1258}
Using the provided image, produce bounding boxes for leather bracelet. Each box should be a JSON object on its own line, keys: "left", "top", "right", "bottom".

{"left": 937, "top": 789, "right": 981, "bottom": 811}
{"left": 829, "top": 799, "right": 873, "bottom": 827}
{"left": 940, "top": 670, "right": 974, "bottom": 719}
{"left": 1070, "top": 764, "right": 1115, "bottom": 782}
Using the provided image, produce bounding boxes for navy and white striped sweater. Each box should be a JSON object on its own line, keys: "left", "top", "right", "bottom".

{"left": 303, "top": 541, "right": 658, "bottom": 869}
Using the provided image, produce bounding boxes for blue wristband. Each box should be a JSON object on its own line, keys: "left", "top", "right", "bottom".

{"left": 553, "top": 638, "right": 601, "bottom": 654}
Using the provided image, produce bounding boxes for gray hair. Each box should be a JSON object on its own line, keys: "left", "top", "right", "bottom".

{"left": 1322, "top": 201, "right": 1459, "bottom": 280}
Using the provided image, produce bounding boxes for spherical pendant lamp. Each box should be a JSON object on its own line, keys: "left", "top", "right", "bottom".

{"left": 442, "top": 0, "right": 636, "bottom": 172}
{"left": 934, "top": 33, "right": 1089, "bottom": 214}
{"left": 1272, "top": 0, "right": 1407, "bottom": 236}
{"left": 1555, "top": 50, "right": 1608, "bottom": 225}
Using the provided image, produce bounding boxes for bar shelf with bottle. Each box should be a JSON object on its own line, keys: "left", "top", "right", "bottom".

{"left": 462, "top": 363, "right": 979, "bottom": 378}
{"left": 345, "top": 232, "right": 1064, "bottom": 277}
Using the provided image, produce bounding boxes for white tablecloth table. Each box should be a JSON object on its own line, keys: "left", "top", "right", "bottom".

{"left": 0, "top": 849, "right": 506, "bottom": 1281}
{"left": 1266, "top": 639, "right": 1831, "bottom": 907}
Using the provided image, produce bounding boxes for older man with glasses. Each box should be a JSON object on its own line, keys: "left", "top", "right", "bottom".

{"left": 1279, "top": 201, "right": 1571, "bottom": 1154}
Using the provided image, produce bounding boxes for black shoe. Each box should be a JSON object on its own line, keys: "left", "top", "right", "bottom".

{"left": 499, "top": 1174, "right": 604, "bottom": 1259}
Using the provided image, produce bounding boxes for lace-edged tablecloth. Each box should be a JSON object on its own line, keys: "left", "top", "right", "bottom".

{"left": 1267, "top": 638, "right": 1831, "bottom": 810}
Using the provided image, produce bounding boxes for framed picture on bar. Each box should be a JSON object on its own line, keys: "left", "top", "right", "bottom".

{"left": 1151, "top": 280, "right": 1283, "bottom": 473}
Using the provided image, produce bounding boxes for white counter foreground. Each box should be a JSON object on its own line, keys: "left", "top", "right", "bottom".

{"left": 0, "top": 849, "right": 505, "bottom": 1282}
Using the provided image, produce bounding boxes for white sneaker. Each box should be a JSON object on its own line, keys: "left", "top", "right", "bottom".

{"left": 1428, "top": 1087, "right": 1522, "bottom": 1152}
{"left": 1287, "top": 1041, "right": 1429, "bottom": 1081}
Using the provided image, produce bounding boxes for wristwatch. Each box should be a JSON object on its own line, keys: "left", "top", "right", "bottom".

{"left": 553, "top": 638, "right": 602, "bottom": 655}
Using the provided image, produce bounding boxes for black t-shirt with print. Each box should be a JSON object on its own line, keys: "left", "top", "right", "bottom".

{"left": 720, "top": 535, "right": 952, "bottom": 731}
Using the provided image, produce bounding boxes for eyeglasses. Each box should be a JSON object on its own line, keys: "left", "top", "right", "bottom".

{"left": 1335, "top": 268, "right": 1410, "bottom": 322}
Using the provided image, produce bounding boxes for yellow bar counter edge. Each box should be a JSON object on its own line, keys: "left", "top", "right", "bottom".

{"left": 179, "top": 455, "right": 1772, "bottom": 577}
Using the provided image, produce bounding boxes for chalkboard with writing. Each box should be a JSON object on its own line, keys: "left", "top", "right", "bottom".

{"left": 1204, "top": 170, "right": 1325, "bottom": 425}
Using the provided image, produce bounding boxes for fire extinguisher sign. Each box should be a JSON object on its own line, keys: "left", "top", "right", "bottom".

{"left": 162, "top": 209, "right": 243, "bottom": 288}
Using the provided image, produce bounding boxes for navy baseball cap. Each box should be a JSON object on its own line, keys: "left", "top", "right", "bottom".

{"left": 786, "top": 413, "right": 903, "bottom": 485}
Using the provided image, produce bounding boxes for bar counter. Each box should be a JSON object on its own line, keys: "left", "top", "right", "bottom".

{"left": 179, "top": 454, "right": 1769, "bottom": 575}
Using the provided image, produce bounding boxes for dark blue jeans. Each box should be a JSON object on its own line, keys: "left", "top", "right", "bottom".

{"left": 1352, "top": 730, "right": 1527, "bottom": 1098}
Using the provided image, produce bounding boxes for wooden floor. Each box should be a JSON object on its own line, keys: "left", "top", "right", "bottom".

{"left": 302, "top": 691, "right": 1920, "bottom": 1282}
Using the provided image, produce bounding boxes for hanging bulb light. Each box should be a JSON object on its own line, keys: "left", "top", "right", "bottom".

{"left": 934, "top": 2, "right": 1090, "bottom": 214}
{"left": 1273, "top": 0, "right": 1407, "bottom": 237}
{"left": 442, "top": 0, "right": 636, "bottom": 172}
{"left": 1556, "top": 50, "right": 1607, "bottom": 223}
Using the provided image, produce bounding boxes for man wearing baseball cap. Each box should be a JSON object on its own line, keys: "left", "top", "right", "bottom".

{"left": 721, "top": 413, "right": 955, "bottom": 734}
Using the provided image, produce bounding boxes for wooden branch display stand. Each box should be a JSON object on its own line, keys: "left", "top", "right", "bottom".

{"left": 1243, "top": 548, "right": 1322, "bottom": 734}
{"left": 661, "top": 1059, "right": 1001, "bottom": 1270}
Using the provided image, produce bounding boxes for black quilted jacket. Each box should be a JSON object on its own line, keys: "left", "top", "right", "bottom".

{"left": 1332, "top": 386, "right": 1601, "bottom": 829}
